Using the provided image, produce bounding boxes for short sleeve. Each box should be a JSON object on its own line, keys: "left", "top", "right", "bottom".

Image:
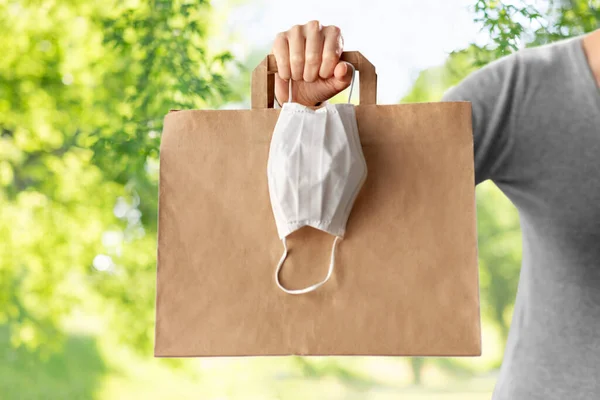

{"left": 441, "top": 53, "right": 522, "bottom": 185}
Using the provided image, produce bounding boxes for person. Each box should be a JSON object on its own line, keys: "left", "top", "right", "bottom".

{"left": 270, "top": 21, "right": 600, "bottom": 400}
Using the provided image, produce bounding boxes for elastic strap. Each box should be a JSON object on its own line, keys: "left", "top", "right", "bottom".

{"left": 275, "top": 236, "right": 341, "bottom": 294}
{"left": 287, "top": 62, "right": 357, "bottom": 104}
{"left": 345, "top": 62, "right": 356, "bottom": 103}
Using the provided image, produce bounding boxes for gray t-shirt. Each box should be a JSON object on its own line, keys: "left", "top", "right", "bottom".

{"left": 442, "top": 36, "right": 600, "bottom": 399}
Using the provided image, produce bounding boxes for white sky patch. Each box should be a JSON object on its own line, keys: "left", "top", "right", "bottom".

{"left": 214, "top": 0, "right": 486, "bottom": 103}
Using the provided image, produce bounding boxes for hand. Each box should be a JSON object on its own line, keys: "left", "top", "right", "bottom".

{"left": 271, "top": 21, "right": 353, "bottom": 107}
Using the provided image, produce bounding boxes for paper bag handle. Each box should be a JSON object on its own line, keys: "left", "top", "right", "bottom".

{"left": 251, "top": 51, "right": 377, "bottom": 109}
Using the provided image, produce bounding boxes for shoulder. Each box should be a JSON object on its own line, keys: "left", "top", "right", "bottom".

{"left": 441, "top": 51, "right": 520, "bottom": 103}
{"left": 518, "top": 36, "right": 578, "bottom": 67}
{"left": 442, "top": 38, "right": 576, "bottom": 102}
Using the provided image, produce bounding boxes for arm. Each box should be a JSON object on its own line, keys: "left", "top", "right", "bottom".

{"left": 442, "top": 53, "right": 523, "bottom": 185}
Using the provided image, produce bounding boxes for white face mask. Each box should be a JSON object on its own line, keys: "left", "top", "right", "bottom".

{"left": 267, "top": 63, "right": 368, "bottom": 294}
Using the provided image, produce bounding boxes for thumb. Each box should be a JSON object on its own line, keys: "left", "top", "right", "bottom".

{"left": 328, "top": 61, "right": 354, "bottom": 93}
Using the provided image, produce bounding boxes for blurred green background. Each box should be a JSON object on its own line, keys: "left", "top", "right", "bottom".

{"left": 1, "top": 0, "right": 597, "bottom": 399}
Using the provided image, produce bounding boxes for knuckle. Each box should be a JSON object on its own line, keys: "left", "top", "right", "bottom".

{"left": 277, "top": 60, "right": 290, "bottom": 70}
{"left": 305, "top": 52, "right": 321, "bottom": 65}
{"left": 305, "top": 20, "right": 321, "bottom": 31}
{"left": 274, "top": 31, "right": 287, "bottom": 41}
{"left": 303, "top": 73, "right": 316, "bottom": 82}
{"left": 290, "top": 54, "right": 305, "bottom": 65}
{"left": 322, "top": 52, "right": 338, "bottom": 64}
{"left": 326, "top": 25, "right": 341, "bottom": 35}
{"left": 272, "top": 35, "right": 286, "bottom": 52}
{"left": 290, "top": 24, "right": 303, "bottom": 33}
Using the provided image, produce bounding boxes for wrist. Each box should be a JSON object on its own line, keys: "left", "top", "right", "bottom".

{"left": 274, "top": 96, "right": 327, "bottom": 108}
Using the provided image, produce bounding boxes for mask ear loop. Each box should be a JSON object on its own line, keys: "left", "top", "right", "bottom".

{"left": 346, "top": 62, "right": 356, "bottom": 104}
{"left": 275, "top": 236, "right": 341, "bottom": 295}
{"left": 286, "top": 62, "right": 356, "bottom": 105}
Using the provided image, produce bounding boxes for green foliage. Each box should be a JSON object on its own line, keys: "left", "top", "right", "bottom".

{"left": 93, "top": 0, "right": 237, "bottom": 185}
{"left": 0, "top": 0, "right": 236, "bottom": 355}
{"left": 531, "top": 0, "right": 599, "bottom": 45}
{"left": 472, "top": 0, "right": 543, "bottom": 62}
{"left": 401, "top": 46, "right": 485, "bottom": 103}
{"left": 471, "top": 0, "right": 598, "bottom": 64}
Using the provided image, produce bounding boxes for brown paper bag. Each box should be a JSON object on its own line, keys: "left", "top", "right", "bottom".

{"left": 155, "top": 51, "right": 480, "bottom": 357}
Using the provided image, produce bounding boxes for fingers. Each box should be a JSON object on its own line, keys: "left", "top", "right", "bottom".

{"left": 303, "top": 20, "right": 323, "bottom": 82}
{"left": 272, "top": 21, "right": 343, "bottom": 82}
{"left": 319, "top": 25, "right": 343, "bottom": 79}
{"left": 272, "top": 32, "right": 291, "bottom": 81}
{"left": 287, "top": 24, "right": 305, "bottom": 81}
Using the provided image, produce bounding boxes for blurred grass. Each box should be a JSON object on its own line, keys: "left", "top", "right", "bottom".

{"left": 1, "top": 306, "right": 503, "bottom": 399}
{"left": 1, "top": 320, "right": 496, "bottom": 399}
{"left": 0, "top": 326, "right": 106, "bottom": 400}
{"left": 0, "top": 323, "right": 495, "bottom": 400}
